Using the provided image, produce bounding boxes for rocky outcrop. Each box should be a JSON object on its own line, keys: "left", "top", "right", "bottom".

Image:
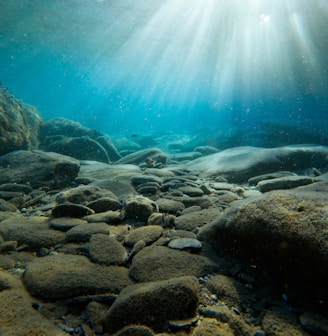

{"left": 0, "top": 86, "right": 41, "bottom": 155}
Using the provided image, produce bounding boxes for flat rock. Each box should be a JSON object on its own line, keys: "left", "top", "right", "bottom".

{"left": 257, "top": 175, "right": 313, "bottom": 192}
{"left": 248, "top": 171, "right": 297, "bottom": 185}
{"left": 198, "top": 180, "right": 328, "bottom": 301}
{"left": 116, "top": 148, "right": 167, "bottom": 165}
{"left": 103, "top": 276, "right": 199, "bottom": 333}
{"left": 51, "top": 203, "right": 95, "bottom": 218}
{"left": 180, "top": 145, "right": 328, "bottom": 182}
{"left": 129, "top": 245, "right": 220, "bottom": 282}
{"left": 66, "top": 222, "right": 110, "bottom": 242}
{"left": 84, "top": 210, "right": 122, "bottom": 224}
{"left": 0, "top": 216, "right": 66, "bottom": 250}
{"left": 156, "top": 198, "right": 185, "bottom": 213}
{"left": 23, "top": 254, "right": 132, "bottom": 300}
{"left": 87, "top": 197, "right": 122, "bottom": 212}
{"left": 49, "top": 217, "right": 87, "bottom": 231}
{"left": 88, "top": 234, "right": 128, "bottom": 266}
{"left": 124, "top": 225, "right": 163, "bottom": 247}
{"left": 178, "top": 186, "right": 204, "bottom": 197}
{"left": 131, "top": 174, "right": 163, "bottom": 186}
{"left": 0, "top": 150, "right": 80, "bottom": 189}
{"left": 168, "top": 238, "right": 202, "bottom": 251}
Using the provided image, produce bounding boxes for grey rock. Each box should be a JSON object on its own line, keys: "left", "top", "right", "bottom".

{"left": 0, "top": 150, "right": 80, "bottom": 189}
{"left": 248, "top": 171, "right": 297, "bottom": 185}
{"left": 257, "top": 175, "right": 313, "bottom": 192}
{"left": 131, "top": 174, "right": 163, "bottom": 186}
{"left": 178, "top": 186, "right": 204, "bottom": 197}
{"left": 23, "top": 254, "right": 131, "bottom": 300}
{"left": 49, "top": 217, "right": 87, "bottom": 231}
{"left": 180, "top": 145, "right": 328, "bottom": 183}
{"left": 129, "top": 245, "right": 220, "bottom": 282}
{"left": 87, "top": 197, "right": 122, "bottom": 213}
{"left": 103, "top": 276, "right": 199, "bottom": 333}
{"left": 0, "top": 183, "right": 33, "bottom": 193}
{"left": 156, "top": 198, "right": 185, "bottom": 213}
{"left": 84, "top": 210, "right": 122, "bottom": 224}
{"left": 168, "top": 238, "right": 202, "bottom": 251}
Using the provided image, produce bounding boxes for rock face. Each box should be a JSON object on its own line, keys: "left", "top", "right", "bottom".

{"left": 102, "top": 276, "right": 199, "bottom": 333}
{"left": 0, "top": 150, "right": 80, "bottom": 189}
{"left": 198, "top": 181, "right": 328, "bottom": 301}
{"left": 181, "top": 145, "right": 328, "bottom": 182}
{"left": 0, "top": 86, "right": 41, "bottom": 156}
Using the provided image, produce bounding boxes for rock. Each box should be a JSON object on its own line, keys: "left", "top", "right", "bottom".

{"left": 114, "top": 325, "right": 155, "bottom": 336}
{"left": 0, "top": 183, "right": 33, "bottom": 193}
{"left": 124, "top": 226, "right": 163, "bottom": 247}
{"left": 84, "top": 210, "right": 122, "bottom": 224}
{"left": 262, "top": 307, "right": 306, "bottom": 336}
{"left": 51, "top": 203, "right": 95, "bottom": 218}
{"left": 0, "top": 272, "right": 68, "bottom": 336}
{"left": 0, "top": 216, "right": 66, "bottom": 251}
{"left": 248, "top": 171, "right": 297, "bottom": 185}
{"left": 156, "top": 198, "right": 185, "bottom": 213}
{"left": 90, "top": 179, "right": 137, "bottom": 199}
{"left": 194, "top": 146, "right": 219, "bottom": 156}
{"left": 47, "top": 136, "right": 110, "bottom": 163}
{"left": 147, "top": 212, "right": 175, "bottom": 228}
{"left": 174, "top": 207, "right": 221, "bottom": 231}
{"left": 66, "top": 223, "right": 110, "bottom": 242}
{"left": 129, "top": 245, "right": 219, "bottom": 282}
{"left": 0, "top": 150, "right": 80, "bottom": 189}
{"left": 180, "top": 145, "right": 328, "bottom": 183}
{"left": 178, "top": 186, "right": 204, "bottom": 197}
{"left": 0, "top": 241, "right": 17, "bottom": 253}
{"left": 95, "top": 135, "right": 122, "bottom": 161}
{"left": 87, "top": 197, "right": 122, "bottom": 213}
{"left": 88, "top": 234, "right": 128, "bottom": 266}
{"left": 299, "top": 312, "right": 328, "bottom": 336}
{"left": 131, "top": 174, "right": 163, "bottom": 186}
{"left": 124, "top": 196, "right": 157, "bottom": 220}
{"left": 198, "top": 181, "right": 328, "bottom": 301}
{"left": 102, "top": 276, "right": 199, "bottom": 333}
{"left": 56, "top": 185, "right": 117, "bottom": 205}
{"left": 257, "top": 175, "right": 313, "bottom": 192}
{"left": 49, "top": 217, "right": 86, "bottom": 231}
{"left": 192, "top": 318, "right": 234, "bottom": 336}
{"left": 169, "top": 152, "right": 202, "bottom": 161}
{"left": 0, "top": 86, "right": 41, "bottom": 156}
{"left": 0, "top": 199, "right": 17, "bottom": 212}
{"left": 168, "top": 238, "right": 202, "bottom": 251}
{"left": 116, "top": 148, "right": 167, "bottom": 166}
{"left": 23, "top": 254, "right": 131, "bottom": 300}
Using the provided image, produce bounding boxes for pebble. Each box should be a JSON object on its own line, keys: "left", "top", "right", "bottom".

{"left": 168, "top": 238, "right": 202, "bottom": 251}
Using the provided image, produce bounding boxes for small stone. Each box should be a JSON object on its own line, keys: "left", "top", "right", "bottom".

{"left": 168, "top": 238, "right": 202, "bottom": 251}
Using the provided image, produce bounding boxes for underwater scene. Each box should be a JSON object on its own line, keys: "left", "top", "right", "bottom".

{"left": 1, "top": 0, "right": 328, "bottom": 335}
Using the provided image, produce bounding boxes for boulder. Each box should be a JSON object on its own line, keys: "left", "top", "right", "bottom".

{"left": 198, "top": 181, "right": 328, "bottom": 301}
{"left": 0, "top": 86, "right": 41, "bottom": 156}
{"left": 102, "top": 276, "right": 199, "bottom": 333}
{"left": 181, "top": 145, "right": 328, "bottom": 182}
{"left": 23, "top": 254, "right": 131, "bottom": 300}
{"left": 0, "top": 150, "right": 80, "bottom": 189}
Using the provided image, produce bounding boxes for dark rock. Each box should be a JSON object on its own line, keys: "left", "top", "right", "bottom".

{"left": 299, "top": 312, "right": 328, "bottom": 336}
{"left": 198, "top": 181, "right": 328, "bottom": 302}
{"left": 0, "top": 199, "right": 17, "bottom": 212}
{"left": 49, "top": 217, "right": 86, "bottom": 231}
{"left": 0, "top": 183, "right": 33, "bottom": 193}
{"left": 0, "top": 216, "right": 66, "bottom": 250}
{"left": 257, "top": 175, "right": 313, "bottom": 192}
{"left": 178, "top": 186, "right": 204, "bottom": 197}
{"left": 114, "top": 325, "right": 155, "bottom": 336}
{"left": 23, "top": 254, "right": 131, "bottom": 300}
{"left": 66, "top": 223, "right": 110, "bottom": 242}
{"left": 131, "top": 174, "right": 163, "bottom": 186}
{"left": 0, "top": 150, "right": 80, "bottom": 189}
{"left": 124, "top": 226, "right": 163, "bottom": 247}
{"left": 88, "top": 234, "right": 127, "bottom": 266}
{"left": 84, "top": 210, "right": 122, "bottom": 224}
{"left": 47, "top": 137, "right": 110, "bottom": 163}
{"left": 129, "top": 245, "right": 220, "bottom": 282}
{"left": 87, "top": 197, "right": 122, "bottom": 213}
{"left": 102, "top": 276, "right": 199, "bottom": 333}
{"left": 51, "top": 203, "right": 95, "bottom": 218}
{"left": 124, "top": 196, "right": 157, "bottom": 220}
{"left": 0, "top": 86, "right": 41, "bottom": 156}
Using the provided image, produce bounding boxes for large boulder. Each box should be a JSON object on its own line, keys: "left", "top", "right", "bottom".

{"left": 198, "top": 181, "right": 328, "bottom": 303}
{"left": 181, "top": 145, "right": 328, "bottom": 183}
{"left": 0, "top": 150, "right": 80, "bottom": 189}
{"left": 0, "top": 86, "right": 41, "bottom": 155}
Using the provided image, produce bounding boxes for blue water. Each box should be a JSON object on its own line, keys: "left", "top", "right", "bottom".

{"left": 1, "top": 0, "right": 328, "bottom": 136}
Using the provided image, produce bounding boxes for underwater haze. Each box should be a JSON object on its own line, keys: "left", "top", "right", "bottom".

{"left": 1, "top": 0, "right": 328, "bottom": 135}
